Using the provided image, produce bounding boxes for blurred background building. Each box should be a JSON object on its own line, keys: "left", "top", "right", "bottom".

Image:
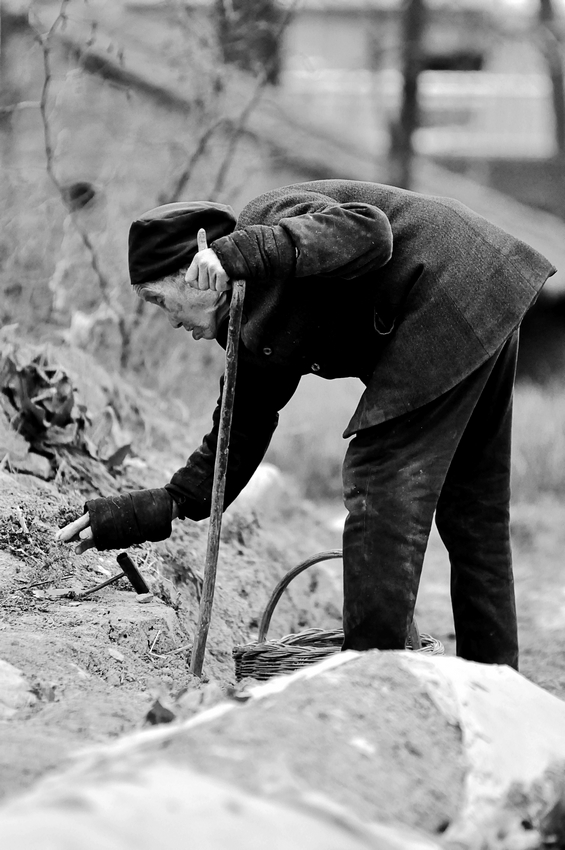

{"left": 281, "top": 0, "right": 555, "bottom": 158}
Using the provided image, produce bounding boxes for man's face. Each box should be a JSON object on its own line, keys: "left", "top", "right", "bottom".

{"left": 139, "top": 275, "right": 227, "bottom": 340}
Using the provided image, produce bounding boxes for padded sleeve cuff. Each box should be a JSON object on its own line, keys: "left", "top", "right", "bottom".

{"left": 85, "top": 488, "right": 173, "bottom": 551}
{"left": 211, "top": 224, "right": 296, "bottom": 284}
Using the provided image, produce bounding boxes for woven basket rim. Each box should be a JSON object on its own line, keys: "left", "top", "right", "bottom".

{"left": 233, "top": 628, "right": 443, "bottom": 657}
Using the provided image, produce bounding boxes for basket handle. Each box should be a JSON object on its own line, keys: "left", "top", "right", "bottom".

{"left": 258, "top": 550, "right": 343, "bottom": 642}
{"left": 257, "top": 548, "right": 422, "bottom": 650}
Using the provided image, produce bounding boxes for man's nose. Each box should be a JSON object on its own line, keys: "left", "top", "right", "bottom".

{"left": 167, "top": 315, "right": 182, "bottom": 328}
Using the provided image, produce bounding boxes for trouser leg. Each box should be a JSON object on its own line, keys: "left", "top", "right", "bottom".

{"left": 341, "top": 333, "right": 518, "bottom": 660}
{"left": 435, "top": 334, "right": 518, "bottom": 669}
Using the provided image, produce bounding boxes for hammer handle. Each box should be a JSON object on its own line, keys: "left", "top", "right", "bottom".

{"left": 79, "top": 570, "right": 124, "bottom": 598}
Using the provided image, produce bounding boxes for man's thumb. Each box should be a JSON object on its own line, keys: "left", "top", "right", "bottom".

{"left": 197, "top": 228, "right": 208, "bottom": 252}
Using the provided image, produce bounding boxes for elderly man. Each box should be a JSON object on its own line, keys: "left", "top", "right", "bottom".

{"left": 58, "top": 179, "right": 556, "bottom": 669}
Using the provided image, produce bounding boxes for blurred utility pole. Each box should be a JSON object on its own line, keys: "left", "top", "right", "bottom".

{"left": 389, "top": 0, "right": 427, "bottom": 189}
{"left": 538, "top": 0, "right": 565, "bottom": 156}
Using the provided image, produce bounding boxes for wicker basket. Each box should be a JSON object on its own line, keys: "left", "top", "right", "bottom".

{"left": 233, "top": 550, "right": 444, "bottom": 682}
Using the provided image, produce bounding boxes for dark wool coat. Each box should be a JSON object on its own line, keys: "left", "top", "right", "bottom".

{"left": 166, "top": 179, "right": 556, "bottom": 520}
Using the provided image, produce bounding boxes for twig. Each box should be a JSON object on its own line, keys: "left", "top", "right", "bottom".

{"left": 149, "top": 629, "right": 162, "bottom": 653}
{"left": 34, "top": 0, "right": 71, "bottom": 191}
{"left": 148, "top": 642, "right": 192, "bottom": 659}
{"left": 160, "top": 118, "right": 226, "bottom": 205}
{"left": 208, "top": 74, "right": 270, "bottom": 198}
{"left": 0, "top": 453, "right": 13, "bottom": 472}
{"left": 8, "top": 546, "right": 43, "bottom": 566}
{"left": 19, "top": 573, "right": 74, "bottom": 590}
{"left": 54, "top": 458, "right": 70, "bottom": 485}
{"left": 15, "top": 506, "right": 29, "bottom": 535}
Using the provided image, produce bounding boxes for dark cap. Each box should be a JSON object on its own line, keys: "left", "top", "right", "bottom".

{"left": 128, "top": 201, "right": 236, "bottom": 286}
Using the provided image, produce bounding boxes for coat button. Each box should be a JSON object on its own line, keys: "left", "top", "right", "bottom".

{"left": 311, "top": 363, "right": 321, "bottom": 372}
{"left": 263, "top": 347, "right": 272, "bottom": 356}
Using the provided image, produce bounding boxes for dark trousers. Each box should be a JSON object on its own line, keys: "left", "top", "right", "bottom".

{"left": 341, "top": 331, "right": 519, "bottom": 669}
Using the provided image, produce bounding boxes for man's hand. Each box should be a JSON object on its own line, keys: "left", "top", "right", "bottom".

{"left": 185, "top": 228, "right": 231, "bottom": 292}
{"left": 56, "top": 500, "right": 180, "bottom": 555}
{"left": 56, "top": 513, "right": 95, "bottom": 555}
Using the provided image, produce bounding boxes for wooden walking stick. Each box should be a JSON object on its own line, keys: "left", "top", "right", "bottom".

{"left": 190, "top": 279, "right": 246, "bottom": 677}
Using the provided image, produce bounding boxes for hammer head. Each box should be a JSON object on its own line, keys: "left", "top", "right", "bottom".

{"left": 116, "top": 552, "right": 151, "bottom": 594}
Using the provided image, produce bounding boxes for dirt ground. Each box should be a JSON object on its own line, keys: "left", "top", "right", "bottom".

{"left": 0, "top": 449, "right": 340, "bottom": 802}
{"left": 1, "top": 415, "right": 565, "bottom": 812}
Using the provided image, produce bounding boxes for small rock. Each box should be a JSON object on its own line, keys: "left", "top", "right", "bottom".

{"left": 175, "top": 681, "right": 225, "bottom": 718}
{"left": 107, "top": 647, "right": 125, "bottom": 662}
{"left": 12, "top": 453, "right": 53, "bottom": 480}
{"left": 0, "top": 659, "right": 37, "bottom": 719}
{"left": 136, "top": 592, "right": 154, "bottom": 604}
{"left": 47, "top": 588, "right": 74, "bottom": 599}
{"left": 30, "top": 681, "right": 58, "bottom": 703}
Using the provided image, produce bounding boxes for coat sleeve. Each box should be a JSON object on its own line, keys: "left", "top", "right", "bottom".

{"left": 210, "top": 195, "right": 393, "bottom": 284}
{"left": 165, "top": 346, "right": 301, "bottom": 521}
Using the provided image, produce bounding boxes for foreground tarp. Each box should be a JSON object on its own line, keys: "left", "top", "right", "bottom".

{"left": 1, "top": 651, "right": 564, "bottom": 849}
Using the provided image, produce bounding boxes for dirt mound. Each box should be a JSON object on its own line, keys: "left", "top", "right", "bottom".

{"left": 0, "top": 338, "right": 342, "bottom": 800}
{"left": 142, "top": 652, "right": 465, "bottom": 835}
{"left": 7, "top": 651, "right": 563, "bottom": 850}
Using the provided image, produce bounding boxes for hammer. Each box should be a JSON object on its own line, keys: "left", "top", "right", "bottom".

{"left": 76, "top": 552, "right": 150, "bottom": 599}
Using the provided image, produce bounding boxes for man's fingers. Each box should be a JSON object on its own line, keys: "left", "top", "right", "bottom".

{"left": 74, "top": 526, "right": 95, "bottom": 554}
{"left": 198, "top": 265, "right": 210, "bottom": 290}
{"left": 208, "top": 267, "right": 230, "bottom": 292}
{"left": 215, "top": 272, "right": 231, "bottom": 292}
{"left": 185, "top": 244, "right": 228, "bottom": 291}
{"left": 197, "top": 228, "right": 208, "bottom": 252}
{"left": 56, "top": 513, "right": 90, "bottom": 543}
{"left": 56, "top": 513, "right": 95, "bottom": 554}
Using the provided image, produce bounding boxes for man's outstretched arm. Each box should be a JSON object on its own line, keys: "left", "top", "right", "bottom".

{"left": 57, "top": 350, "right": 300, "bottom": 551}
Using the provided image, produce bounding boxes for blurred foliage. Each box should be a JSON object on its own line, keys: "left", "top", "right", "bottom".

{"left": 0, "top": 0, "right": 296, "bottom": 400}
{"left": 215, "top": 0, "right": 286, "bottom": 84}
{"left": 511, "top": 381, "right": 565, "bottom": 502}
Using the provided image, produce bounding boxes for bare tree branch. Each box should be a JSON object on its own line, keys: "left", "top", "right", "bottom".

{"left": 208, "top": 71, "right": 270, "bottom": 199}
{"left": 208, "top": 0, "right": 298, "bottom": 198}
{"left": 165, "top": 0, "right": 298, "bottom": 204}
{"left": 159, "top": 118, "right": 227, "bottom": 205}
{"left": 31, "top": 0, "right": 116, "bottom": 307}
